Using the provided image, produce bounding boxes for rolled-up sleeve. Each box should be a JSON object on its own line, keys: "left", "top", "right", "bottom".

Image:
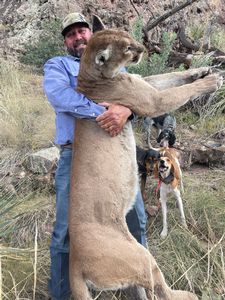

{"left": 43, "top": 58, "right": 105, "bottom": 119}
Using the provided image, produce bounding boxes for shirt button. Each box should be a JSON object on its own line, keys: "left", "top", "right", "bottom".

{"left": 92, "top": 113, "right": 95, "bottom": 116}
{"left": 75, "top": 109, "right": 77, "bottom": 112}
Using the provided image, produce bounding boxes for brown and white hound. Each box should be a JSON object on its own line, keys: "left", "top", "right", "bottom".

{"left": 155, "top": 148, "right": 187, "bottom": 238}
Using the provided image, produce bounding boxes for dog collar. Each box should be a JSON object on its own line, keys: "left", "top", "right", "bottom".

{"left": 160, "top": 172, "right": 174, "bottom": 184}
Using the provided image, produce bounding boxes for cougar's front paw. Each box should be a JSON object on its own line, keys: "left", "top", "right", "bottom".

{"left": 216, "top": 74, "right": 224, "bottom": 89}
{"left": 199, "top": 73, "right": 223, "bottom": 94}
{"left": 190, "top": 67, "right": 211, "bottom": 81}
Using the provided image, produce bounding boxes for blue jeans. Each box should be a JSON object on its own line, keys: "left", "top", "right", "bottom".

{"left": 49, "top": 147, "right": 147, "bottom": 300}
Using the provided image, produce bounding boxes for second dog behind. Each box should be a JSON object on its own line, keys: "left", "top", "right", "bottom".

{"left": 142, "top": 113, "right": 176, "bottom": 148}
{"left": 136, "top": 145, "right": 162, "bottom": 216}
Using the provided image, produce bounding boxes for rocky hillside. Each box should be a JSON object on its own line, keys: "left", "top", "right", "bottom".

{"left": 0, "top": 0, "right": 225, "bottom": 60}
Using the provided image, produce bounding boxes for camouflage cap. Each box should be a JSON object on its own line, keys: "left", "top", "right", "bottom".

{"left": 61, "top": 12, "right": 91, "bottom": 36}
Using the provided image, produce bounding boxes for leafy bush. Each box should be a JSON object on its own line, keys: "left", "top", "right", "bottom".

{"left": 127, "top": 17, "right": 150, "bottom": 76}
{"left": 131, "top": 16, "right": 144, "bottom": 44}
{"left": 148, "top": 32, "right": 177, "bottom": 75}
{"left": 188, "top": 23, "right": 206, "bottom": 42}
{"left": 188, "top": 22, "right": 225, "bottom": 52}
{"left": 211, "top": 28, "right": 225, "bottom": 51}
{"left": 128, "top": 18, "right": 176, "bottom": 76}
{"left": 19, "top": 19, "right": 65, "bottom": 71}
{"left": 191, "top": 53, "right": 213, "bottom": 68}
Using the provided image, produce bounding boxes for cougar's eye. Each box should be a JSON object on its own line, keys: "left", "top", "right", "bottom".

{"left": 125, "top": 46, "right": 132, "bottom": 52}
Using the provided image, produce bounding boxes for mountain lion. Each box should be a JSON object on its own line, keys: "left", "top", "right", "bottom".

{"left": 69, "top": 16, "right": 222, "bottom": 300}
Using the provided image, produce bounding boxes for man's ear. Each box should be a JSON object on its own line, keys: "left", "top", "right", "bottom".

{"left": 95, "top": 46, "right": 112, "bottom": 66}
{"left": 92, "top": 15, "right": 105, "bottom": 33}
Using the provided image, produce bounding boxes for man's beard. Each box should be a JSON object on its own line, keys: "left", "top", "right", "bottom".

{"left": 67, "top": 39, "right": 87, "bottom": 58}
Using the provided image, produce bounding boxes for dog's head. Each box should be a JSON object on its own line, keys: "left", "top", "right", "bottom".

{"left": 145, "top": 149, "right": 161, "bottom": 175}
{"left": 155, "top": 152, "right": 181, "bottom": 185}
{"left": 157, "top": 157, "right": 173, "bottom": 177}
{"left": 157, "top": 129, "right": 176, "bottom": 147}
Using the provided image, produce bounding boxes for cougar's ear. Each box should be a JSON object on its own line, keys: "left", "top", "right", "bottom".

{"left": 92, "top": 15, "right": 105, "bottom": 33}
{"left": 95, "top": 46, "right": 112, "bottom": 66}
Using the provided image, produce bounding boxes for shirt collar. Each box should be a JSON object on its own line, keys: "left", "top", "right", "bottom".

{"left": 68, "top": 55, "right": 80, "bottom": 62}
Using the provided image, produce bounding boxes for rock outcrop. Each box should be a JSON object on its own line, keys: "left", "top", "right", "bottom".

{"left": 0, "top": 0, "right": 224, "bottom": 60}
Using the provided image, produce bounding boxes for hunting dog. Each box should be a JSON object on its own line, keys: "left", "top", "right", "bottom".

{"left": 136, "top": 145, "right": 161, "bottom": 203}
{"left": 142, "top": 114, "right": 176, "bottom": 148}
{"left": 155, "top": 148, "right": 186, "bottom": 238}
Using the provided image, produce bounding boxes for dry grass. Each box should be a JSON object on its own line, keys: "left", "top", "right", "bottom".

{"left": 0, "top": 59, "right": 55, "bottom": 150}
{"left": 146, "top": 168, "right": 225, "bottom": 299}
{"left": 1, "top": 168, "right": 225, "bottom": 299}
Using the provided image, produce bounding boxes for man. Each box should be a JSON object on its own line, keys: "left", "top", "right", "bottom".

{"left": 43, "top": 12, "right": 147, "bottom": 300}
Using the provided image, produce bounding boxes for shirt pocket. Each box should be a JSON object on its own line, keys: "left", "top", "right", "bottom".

{"left": 61, "top": 59, "right": 80, "bottom": 88}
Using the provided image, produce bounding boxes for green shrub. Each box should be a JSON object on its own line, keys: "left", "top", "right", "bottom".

{"left": 128, "top": 18, "right": 176, "bottom": 77}
{"left": 148, "top": 32, "right": 177, "bottom": 75}
{"left": 19, "top": 19, "right": 65, "bottom": 71}
{"left": 191, "top": 53, "right": 213, "bottom": 68}
{"left": 188, "top": 22, "right": 225, "bottom": 52}
{"left": 188, "top": 23, "right": 205, "bottom": 42}
{"left": 211, "top": 28, "right": 225, "bottom": 51}
{"left": 131, "top": 16, "right": 144, "bottom": 44}
{"left": 128, "top": 17, "right": 151, "bottom": 76}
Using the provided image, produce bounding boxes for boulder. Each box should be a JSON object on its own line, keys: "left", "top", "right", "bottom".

{"left": 180, "top": 140, "right": 225, "bottom": 168}
{"left": 23, "top": 146, "right": 59, "bottom": 174}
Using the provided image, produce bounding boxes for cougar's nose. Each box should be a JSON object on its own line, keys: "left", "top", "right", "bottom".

{"left": 137, "top": 45, "right": 144, "bottom": 53}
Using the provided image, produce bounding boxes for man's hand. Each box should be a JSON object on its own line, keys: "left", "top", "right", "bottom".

{"left": 96, "top": 102, "right": 132, "bottom": 137}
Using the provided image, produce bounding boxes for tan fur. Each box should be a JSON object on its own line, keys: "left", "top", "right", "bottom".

{"left": 68, "top": 28, "right": 222, "bottom": 300}
{"left": 77, "top": 30, "right": 222, "bottom": 116}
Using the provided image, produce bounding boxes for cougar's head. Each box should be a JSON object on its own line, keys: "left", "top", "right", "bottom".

{"left": 80, "top": 29, "right": 145, "bottom": 79}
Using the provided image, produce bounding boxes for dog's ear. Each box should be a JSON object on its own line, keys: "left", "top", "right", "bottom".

{"left": 171, "top": 161, "right": 180, "bottom": 181}
{"left": 170, "top": 163, "right": 175, "bottom": 174}
{"left": 92, "top": 15, "right": 105, "bottom": 33}
{"left": 168, "top": 132, "right": 176, "bottom": 146}
{"left": 157, "top": 131, "right": 168, "bottom": 144}
{"left": 153, "top": 163, "right": 159, "bottom": 179}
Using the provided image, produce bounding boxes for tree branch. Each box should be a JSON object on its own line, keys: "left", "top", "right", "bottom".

{"left": 129, "top": 0, "right": 140, "bottom": 16}
{"left": 143, "top": 0, "right": 200, "bottom": 33}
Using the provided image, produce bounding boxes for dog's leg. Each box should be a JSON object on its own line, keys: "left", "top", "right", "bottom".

{"left": 173, "top": 188, "right": 187, "bottom": 228}
{"left": 160, "top": 186, "right": 168, "bottom": 238}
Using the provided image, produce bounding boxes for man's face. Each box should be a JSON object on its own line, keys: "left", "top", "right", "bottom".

{"left": 64, "top": 24, "right": 92, "bottom": 57}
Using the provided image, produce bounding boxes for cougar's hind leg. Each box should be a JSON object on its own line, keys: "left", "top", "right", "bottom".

{"left": 70, "top": 225, "right": 197, "bottom": 300}
{"left": 70, "top": 269, "right": 93, "bottom": 300}
{"left": 145, "top": 252, "right": 198, "bottom": 300}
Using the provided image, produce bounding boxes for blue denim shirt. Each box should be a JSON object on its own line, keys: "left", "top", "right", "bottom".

{"left": 43, "top": 55, "right": 105, "bottom": 145}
